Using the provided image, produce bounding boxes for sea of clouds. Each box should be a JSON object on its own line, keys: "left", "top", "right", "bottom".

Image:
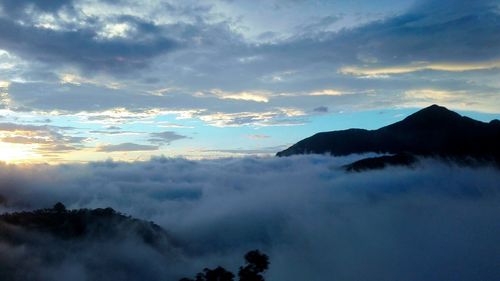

{"left": 0, "top": 155, "right": 499, "bottom": 281}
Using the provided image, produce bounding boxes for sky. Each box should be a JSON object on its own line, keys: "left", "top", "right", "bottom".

{"left": 0, "top": 0, "right": 499, "bottom": 163}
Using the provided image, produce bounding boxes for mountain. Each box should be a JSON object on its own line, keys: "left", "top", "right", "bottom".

{"left": 0, "top": 203, "right": 182, "bottom": 281}
{"left": 0, "top": 203, "right": 173, "bottom": 248}
{"left": 277, "top": 105, "right": 500, "bottom": 169}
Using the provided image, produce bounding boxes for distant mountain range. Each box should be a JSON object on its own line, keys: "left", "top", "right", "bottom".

{"left": 277, "top": 105, "right": 500, "bottom": 171}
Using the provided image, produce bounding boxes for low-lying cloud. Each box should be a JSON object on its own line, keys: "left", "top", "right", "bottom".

{"left": 0, "top": 155, "right": 499, "bottom": 281}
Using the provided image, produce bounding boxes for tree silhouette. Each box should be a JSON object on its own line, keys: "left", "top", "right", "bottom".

{"left": 180, "top": 250, "right": 269, "bottom": 281}
{"left": 238, "top": 250, "right": 269, "bottom": 281}
{"left": 180, "top": 266, "right": 234, "bottom": 281}
{"left": 53, "top": 202, "right": 66, "bottom": 213}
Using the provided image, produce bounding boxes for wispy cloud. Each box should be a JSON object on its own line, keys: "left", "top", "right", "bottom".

{"left": 210, "top": 89, "right": 270, "bottom": 103}
{"left": 0, "top": 122, "right": 85, "bottom": 156}
{"left": 148, "top": 131, "right": 189, "bottom": 145}
{"left": 97, "top": 142, "right": 158, "bottom": 152}
{"left": 340, "top": 61, "right": 500, "bottom": 77}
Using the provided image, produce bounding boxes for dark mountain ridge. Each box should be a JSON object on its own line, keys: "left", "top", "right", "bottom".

{"left": 277, "top": 105, "right": 500, "bottom": 169}
{"left": 0, "top": 203, "right": 172, "bottom": 247}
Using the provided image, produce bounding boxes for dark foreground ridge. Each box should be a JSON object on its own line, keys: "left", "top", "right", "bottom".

{"left": 0, "top": 202, "right": 170, "bottom": 246}
{"left": 0, "top": 203, "right": 180, "bottom": 280}
{"left": 277, "top": 105, "right": 500, "bottom": 170}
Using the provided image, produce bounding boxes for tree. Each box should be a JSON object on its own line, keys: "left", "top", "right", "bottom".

{"left": 180, "top": 250, "right": 269, "bottom": 281}
{"left": 238, "top": 250, "right": 269, "bottom": 281}
{"left": 53, "top": 202, "right": 66, "bottom": 213}
{"left": 180, "top": 266, "right": 234, "bottom": 281}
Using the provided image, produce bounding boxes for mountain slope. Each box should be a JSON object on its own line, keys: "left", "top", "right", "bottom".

{"left": 0, "top": 203, "right": 171, "bottom": 246}
{"left": 277, "top": 105, "right": 500, "bottom": 165}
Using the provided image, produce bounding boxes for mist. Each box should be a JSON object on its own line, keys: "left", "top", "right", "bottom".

{"left": 0, "top": 155, "right": 499, "bottom": 281}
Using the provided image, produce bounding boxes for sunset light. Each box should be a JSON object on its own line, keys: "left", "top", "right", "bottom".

{"left": 0, "top": 0, "right": 498, "bottom": 280}
{"left": 0, "top": 142, "right": 39, "bottom": 163}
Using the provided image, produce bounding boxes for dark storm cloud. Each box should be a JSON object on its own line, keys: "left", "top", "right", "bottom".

{"left": 0, "top": 156, "right": 498, "bottom": 280}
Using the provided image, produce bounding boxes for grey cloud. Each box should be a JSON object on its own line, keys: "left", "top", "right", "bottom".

{"left": 295, "top": 14, "right": 343, "bottom": 35}
{"left": 0, "top": 13, "right": 178, "bottom": 74}
{"left": 97, "top": 142, "right": 159, "bottom": 152}
{"left": 0, "top": 122, "right": 85, "bottom": 153}
{"left": 148, "top": 131, "right": 188, "bottom": 145}
{"left": 89, "top": 130, "right": 139, "bottom": 135}
{"left": 313, "top": 106, "right": 328, "bottom": 113}
{"left": 0, "top": 0, "right": 75, "bottom": 16}
{"left": 0, "top": 156, "right": 498, "bottom": 280}
{"left": 245, "top": 134, "right": 270, "bottom": 139}
{"left": 2, "top": 0, "right": 500, "bottom": 121}
{"left": 334, "top": 0, "right": 500, "bottom": 73}
{"left": 106, "top": 126, "right": 121, "bottom": 130}
{"left": 252, "top": 0, "right": 500, "bottom": 73}
{"left": 204, "top": 145, "right": 288, "bottom": 155}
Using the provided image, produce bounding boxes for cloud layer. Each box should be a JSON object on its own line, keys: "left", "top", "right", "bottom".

{"left": 0, "top": 156, "right": 498, "bottom": 280}
{"left": 0, "top": 0, "right": 499, "bottom": 160}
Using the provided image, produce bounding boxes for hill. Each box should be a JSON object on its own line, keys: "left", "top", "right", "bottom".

{"left": 277, "top": 105, "right": 500, "bottom": 169}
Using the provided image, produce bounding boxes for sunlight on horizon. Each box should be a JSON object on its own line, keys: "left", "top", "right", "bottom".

{"left": 0, "top": 142, "right": 40, "bottom": 163}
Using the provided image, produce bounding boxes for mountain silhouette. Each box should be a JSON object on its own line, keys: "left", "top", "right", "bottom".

{"left": 277, "top": 105, "right": 500, "bottom": 169}
{"left": 0, "top": 203, "right": 173, "bottom": 248}
{"left": 0, "top": 203, "right": 184, "bottom": 281}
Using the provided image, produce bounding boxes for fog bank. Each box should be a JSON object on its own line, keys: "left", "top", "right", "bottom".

{"left": 0, "top": 156, "right": 499, "bottom": 281}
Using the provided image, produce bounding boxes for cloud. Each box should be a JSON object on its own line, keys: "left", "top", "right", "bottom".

{"left": 313, "top": 106, "right": 328, "bottom": 113}
{"left": 308, "top": 89, "right": 343, "bottom": 96}
{"left": 1, "top": 0, "right": 498, "bottom": 119}
{"left": 0, "top": 156, "right": 498, "bottom": 280}
{"left": 197, "top": 108, "right": 306, "bottom": 127}
{"left": 97, "top": 142, "right": 158, "bottom": 152}
{"left": 245, "top": 134, "right": 270, "bottom": 139}
{"left": 157, "top": 122, "right": 194, "bottom": 129}
{"left": 401, "top": 88, "right": 500, "bottom": 113}
{"left": 0, "top": 122, "right": 85, "bottom": 155}
{"left": 295, "top": 15, "right": 343, "bottom": 34}
{"left": 0, "top": 3, "right": 178, "bottom": 74}
{"left": 148, "top": 131, "right": 188, "bottom": 145}
{"left": 89, "top": 130, "right": 141, "bottom": 136}
{"left": 210, "top": 89, "right": 270, "bottom": 103}
{"left": 203, "top": 145, "right": 288, "bottom": 155}
{"left": 340, "top": 61, "right": 500, "bottom": 76}
{"left": 0, "top": 0, "right": 74, "bottom": 14}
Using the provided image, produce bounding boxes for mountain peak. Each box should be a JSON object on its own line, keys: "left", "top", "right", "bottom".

{"left": 385, "top": 104, "right": 465, "bottom": 131}
{"left": 276, "top": 105, "right": 500, "bottom": 167}
{"left": 404, "top": 104, "right": 461, "bottom": 121}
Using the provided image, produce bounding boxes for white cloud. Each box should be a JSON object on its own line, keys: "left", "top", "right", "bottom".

{"left": 340, "top": 60, "right": 500, "bottom": 76}
{"left": 197, "top": 108, "right": 305, "bottom": 127}
{"left": 402, "top": 88, "right": 500, "bottom": 113}
{"left": 210, "top": 89, "right": 270, "bottom": 103}
{"left": 308, "top": 89, "right": 343, "bottom": 96}
{"left": 97, "top": 23, "right": 133, "bottom": 39}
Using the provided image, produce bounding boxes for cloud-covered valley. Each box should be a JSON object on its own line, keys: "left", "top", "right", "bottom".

{"left": 0, "top": 156, "right": 498, "bottom": 280}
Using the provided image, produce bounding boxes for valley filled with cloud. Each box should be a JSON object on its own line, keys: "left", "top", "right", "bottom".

{"left": 0, "top": 156, "right": 498, "bottom": 280}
